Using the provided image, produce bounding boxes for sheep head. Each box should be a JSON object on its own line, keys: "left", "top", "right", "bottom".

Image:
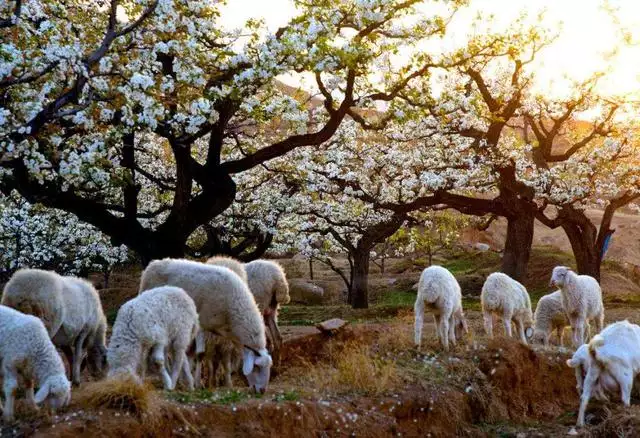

{"left": 550, "top": 266, "right": 571, "bottom": 288}
{"left": 242, "top": 347, "right": 273, "bottom": 394}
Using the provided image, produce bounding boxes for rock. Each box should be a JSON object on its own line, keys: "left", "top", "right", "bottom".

{"left": 316, "top": 318, "right": 348, "bottom": 334}
{"left": 474, "top": 242, "right": 491, "bottom": 252}
{"left": 387, "top": 278, "right": 397, "bottom": 285}
{"left": 288, "top": 279, "right": 324, "bottom": 305}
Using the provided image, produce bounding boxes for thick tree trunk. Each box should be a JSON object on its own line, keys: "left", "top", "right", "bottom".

{"left": 502, "top": 213, "right": 535, "bottom": 282}
{"left": 350, "top": 248, "right": 370, "bottom": 309}
{"left": 561, "top": 222, "right": 601, "bottom": 281}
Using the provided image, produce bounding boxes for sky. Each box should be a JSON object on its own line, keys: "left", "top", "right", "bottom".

{"left": 221, "top": 0, "right": 640, "bottom": 99}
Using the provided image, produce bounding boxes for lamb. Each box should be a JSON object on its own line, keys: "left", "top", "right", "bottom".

{"left": 139, "top": 258, "right": 273, "bottom": 393}
{"left": 2, "top": 269, "right": 108, "bottom": 385}
{"left": 531, "top": 291, "right": 568, "bottom": 346}
{"left": 573, "top": 320, "right": 640, "bottom": 427}
{"left": 107, "top": 286, "right": 198, "bottom": 391}
{"left": 0, "top": 305, "right": 71, "bottom": 422}
{"left": 414, "top": 265, "right": 469, "bottom": 352}
{"left": 481, "top": 272, "right": 534, "bottom": 344}
{"left": 549, "top": 266, "right": 604, "bottom": 347}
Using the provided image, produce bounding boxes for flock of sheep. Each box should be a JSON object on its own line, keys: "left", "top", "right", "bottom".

{"left": 0, "top": 255, "right": 638, "bottom": 431}
{"left": 0, "top": 256, "right": 290, "bottom": 422}
{"left": 414, "top": 264, "right": 637, "bottom": 429}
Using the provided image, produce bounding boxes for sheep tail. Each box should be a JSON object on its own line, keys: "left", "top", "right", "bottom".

{"left": 588, "top": 334, "right": 605, "bottom": 363}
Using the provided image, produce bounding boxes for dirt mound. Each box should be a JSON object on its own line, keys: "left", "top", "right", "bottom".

{"left": 473, "top": 339, "right": 576, "bottom": 422}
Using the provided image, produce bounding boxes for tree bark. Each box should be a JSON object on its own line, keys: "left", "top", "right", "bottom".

{"left": 502, "top": 212, "right": 535, "bottom": 282}
{"left": 350, "top": 247, "right": 370, "bottom": 309}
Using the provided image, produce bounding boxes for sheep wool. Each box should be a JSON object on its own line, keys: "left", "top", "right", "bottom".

{"left": 206, "top": 255, "right": 248, "bottom": 284}
{"left": 0, "top": 305, "right": 71, "bottom": 421}
{"left": 414, "top": 265, "right": 468, "bottom": 352}
{"left": 139, "top": 258, "right": 272, "bottom": 393}
{"left": 550, "top": 266, "right": 604, "bottom": 347}
{"left": 532, "top": 291, "right": 568, "bottom": 346}
{"left": 108, "top": 285, "right": 199, "bottom": 391}
{"left": 2, "top": 269, "right": 108, "bottom": 385}
{"left": 574, "top": 320, "right": 640, "bottom": 427}
{"left": 481, "top": 272, "right": 534, "bottom": 344}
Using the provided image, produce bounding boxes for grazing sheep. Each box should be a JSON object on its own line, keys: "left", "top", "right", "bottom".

{"left": 108, "top": 286, "right": 198, "bottom": 391}
{"left": 245, "top": 259, "right": 290, "bottom": 364}
{"left": 206, "top": 255, "right": 248, "bottom": 283}
{"left": 2, "top": 269, "right": 108, "bottom": 385}
{"left": 414, "top": 265, "right": 469, "bottom": 351}
{"left": 481, "top": 272, "right": 534, "bottom": 344}
{"left": 567, "top": 344, "right": 615, "bottom": 402}
{"left": 531, "top": 291, "right": 568, "bottom": 346}
{"left": 573, "top": 320, "right": 640, "bottom": 427}
{"left": 549, "top": 266, "right": 604, "bottom": 347}
{"left": 0, "top": 305, "right": 71, "bottom": 422}
{"left": 139, "top": 258, "right": 273, "bottom": 393}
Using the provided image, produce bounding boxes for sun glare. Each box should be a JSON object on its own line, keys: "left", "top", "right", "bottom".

{"left": 224, "top": 0, "right": 640, "bottom": 99}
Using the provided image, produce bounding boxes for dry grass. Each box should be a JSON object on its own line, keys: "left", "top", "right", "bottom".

{"left": 75, "top": 376, "right": 155, "bottom": 416}
{"left": 283, "top": 342, "right": 400, "bottom": 396}
{"left": 74, "top": 375, "right": 196, "bottom": 434}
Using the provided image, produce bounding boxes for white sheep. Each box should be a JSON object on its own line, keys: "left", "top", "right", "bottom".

{"left": 414, "top": 265, "right": 469, "bottom": 352}
{"left": 245, "top": 259, "right": 290, "bottom": 362}
{"left": 549, "top": 266, "right": 604, "bottom": 347}
{"left": 531, "top": 291, "right": 568, "bottom": 346}
{"left": 2, "top": 269, "right": 108, "bottom": 385}
{"left": 108, "top": 285, "right": 198, "bottom": 391}
{"left": 206, "top": 255, "right": 248, "bottom": 283}
{"left": 573, "top": 320, "right": 640, "bottom": 427}
{"left": 481, "top": 272, "right": 534, "bottom": 344}
{"left": 139, "top": 258, "right": 273, "bottom": 393}
{"left": 0, "top": 305, "right": 71, "bottom": 422}
{"left": 566, "top": 344, "right": 615, "bottom": 403}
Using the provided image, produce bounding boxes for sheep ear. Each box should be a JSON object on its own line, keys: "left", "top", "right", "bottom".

{"left": 567, "top": 359, "right": 578, "bottom": 368}
{"left": 242, "top": 348, "right": 256, "bottom": 376}
{"left": 255, "top": 353, "right": 273, "bottom": 368}
{"left": 34, "top": 382, "right": 50, "bottom": 405}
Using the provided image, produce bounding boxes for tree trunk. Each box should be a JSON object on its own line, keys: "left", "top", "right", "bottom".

{"left": 502, "top": 213, "right": 535, "bottom": 282}
{"left": 561, "top": 222, "right": 601, "bottom": 281}
{"left": 350, "top": 247, "right": 370, "bottom": 309}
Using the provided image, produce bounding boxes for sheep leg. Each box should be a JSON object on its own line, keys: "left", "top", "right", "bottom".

{"left": 516, "top": 320, "right": 527, "bottom": 344}
{"left": 503, "top": 317, "right": 513, "bottom": 338}
{"left": 223, "top": 350, "right": 233, "bottom": 387}
{"left": 483, "top": 312, "right": 493, "bottom": 338}
{"left": 610, "top": 367, "right": 633, "bottom": 407}
{"left": 557, "top": 327, "right": 564, "bottom": 347}
{"left": 265, "top": 313, "right": 282, "bottom": 366}
{"left": 168, "top": 347, "right": 186, "bottom": 391}
{"left": 439, "top": 317, "right": 450, "bottom": 352}
{"left": 24, "top": 378, "right": 37, "bottom": 410}
{"left": 194, "top": 331, "right": 206, "bottom": 388}
{"left": 211, "top": 358, "right": 219, "bottom": 388}
{"left": 2, "top": 372, "right": 17, "bottom": 422}
{"left": 72, "top": 331, "right": 89, "bottom": 386}
{"left": 448, "top": 315, "right": 457, "bottom": 347}
{"left": 596, "top": 312, "right": 604, "bottom": 333}
{"left": 151, "top": 344, "right": 173, "bottom": 391}
{"left": 577, "top": 364, "right": 600, "bottom": 427}
{"left": 433, "top": 314, "right": 441, "bottom": 341}
{"left": 180, "top": 353, "right": 195, "bottom": 391}
{"left": 414, "top": 300, "right": 424, "bottom": 348}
